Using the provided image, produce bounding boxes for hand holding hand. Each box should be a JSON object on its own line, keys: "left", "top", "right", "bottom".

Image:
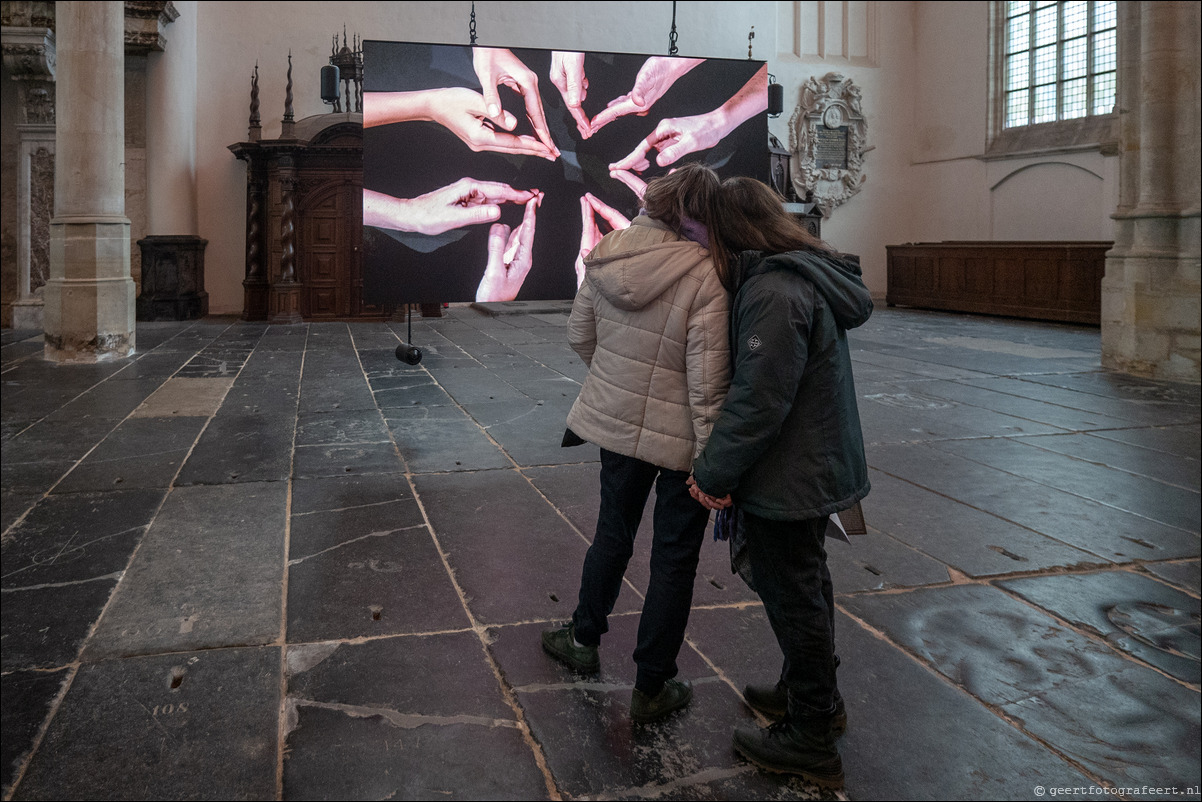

{"left": 687, "top": 475, "right": 732, "bottom": 510}
{"left": 551, "top": 51, "right": 590, "bottom": 138}
{"left": 609, "top": 111, "right": 726, "bottom": 173}
{"left": 576, "top": 193, "right": 631, "bottom": 288}
{"left": 364, "top": 180, "right": 538, "bottom": 236}
{"left": 473, "top": 48, "right": 559, "bottom": 158}
{"left": 477, "top": 192, "right": 542, "bottom": 302}
{"left": 588, "top": 57, "right": 703, "bottom": 134}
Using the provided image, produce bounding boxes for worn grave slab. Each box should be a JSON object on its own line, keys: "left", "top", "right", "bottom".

{"left": 861, "top": 469, "right": 1107, "bottom": 577}
{"left": 998, "top": 571, "right": 1201, "bottom": 683}
{"left": 385, "top": 412, "right": 511, "bottom": 473}
{"left": 424, "top": 365, "right": 531, "bottom": 405}
{"left": 933, "top": 437, "right": 1201, "bottom": 533}
{"left": 0, "top": 492, "right": 36, "bottom": 533}
{"left": 968, "top": 375, "right": 1200, "bottom": 427}
{"left": 825, "top": 530, "right": 951, "bottom": 591}
{"left": 514, "top": 672, "right": 826, "bottom": 800}
{"left": 1, "top": 414, "right": 121, "bottom": 463}
{"left": 1144, "top": 560, "right": 1201, "bottom": 595}
{"left": 1000, "top": 665, "right": 1201, "bottom": 794}
{"left": 1089, "top": 423, "right": 1201, "bottom": 462}
{"left": 841, "top": 583, "right": 1201, "bottom": 791}
{"left": 463, "top": 398, "right": 590, "bottom": 467}
{"left": 15, "top": 647, "right": 279, "bottom": 801}
{"left": 220, "top": 377, "right": 300, "bottom": 415}
{"left": 283, "top": 703, "right": 548, "bottom": 801}
{"left": 289, "top": 486, "right": 424, "bottom": 561}
{"left": 0, "top": 578, "right": 118, "bottom": 669}
{"left": 0, "top": 668, "right": 68, "bottom": 795}
{"left": 916, "top": 378, "right": 1135, "bottom": 430}
{"left": 867, "top": 443, "right": 1200, "bottom": 561}
{"left": 295, "top": 406, "right": 393, "bottom": 446}
{"left": 292, "top": 441, "right": 402, "bottom": 479}
{"left": 1, "top": 488, "right": 165, "bottom": 588}
{"left": 175, "top": 411, "right": 295, "bottom": 485}
{"left": 129, "top": 377, "right": 234, "bottom": 419}
{"left": 84, "top": 482, "right": 287, "bottom": 659}
{"left": 286, "top": 522, "right": 469, "bottom": 642}
{"left": 841, "top": 583, "right": 1136, "bottom": 705}
{"left": 54, "top": 416, "right": 208, "bottom": 493}
{"left": 107, "top": 351, "right": 192, "bottom": 380}
{"left": 686, "top": 606, "right": 1097, "bottom": 800}
{"left": 289, "top": 472, "right": 413, "bottom": 516}
{"left": 286, "top": 632, "right": 511, "bottom": 721}
{"left": 47, "top": 378, "right": 164, "bottom": 421}
{"left": 371, "top": 377, "right": 457, "bottom": 410}
{"left": 0, "top": 460, "right": 75, "bottom": 495}
{"left": 1021, "top": 431, "right": 1201, "bottom": 492}
{"left": 415, "top": 470, "right": 598, "bottom": 624}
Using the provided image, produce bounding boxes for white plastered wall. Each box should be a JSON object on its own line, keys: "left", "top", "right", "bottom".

{"left": 166, "top": 1, "right": 1120, "bottom": 315}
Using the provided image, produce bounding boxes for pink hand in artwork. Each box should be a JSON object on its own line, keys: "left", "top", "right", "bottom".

{"left": 473, "top": 47, "right": 560, "bottom": 158}
{"left": 477, "top": 192, "right": 543, "bottom": 302}
{"left": 576, "top": 193, "right": 631, "bottom": 288}
{"left": 551, "top": 51, "right": 591, "bottom": 139}
{"left": 364, "top": 180, "right": 538, "bottom": 236}
{"left": 588, "top": 57, "right": 703, "bottom": 134}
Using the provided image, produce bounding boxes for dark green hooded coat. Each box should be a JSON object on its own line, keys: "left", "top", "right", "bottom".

{"left": 691, "top": 248, "right": 871, "bottom": 520}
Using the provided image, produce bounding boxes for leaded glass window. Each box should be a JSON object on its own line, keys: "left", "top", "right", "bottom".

{"left": 1004, "top": 0, "right": 1117, "bottom": 128}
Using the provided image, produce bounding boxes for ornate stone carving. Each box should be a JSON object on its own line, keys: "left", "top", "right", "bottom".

{"left": 788, "top": 73, "right": 870, "bottom": 218}
{"left": 29, "top": 145, "right": 52, "bottom": 292}
{"left": 123, "top": 0, "right": 177, "bottom": 54}
{"left": 19, "top": 81, "right": 53, "bottom": 123}
{"left": 1, "top": 26, "right": 56, "bottom": 81}
{"left": 1, "top": 1, "right": 54, "bottom": 28}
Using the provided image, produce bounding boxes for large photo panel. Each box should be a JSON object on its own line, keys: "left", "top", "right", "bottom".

{"left": 363, "top": 41, "right": 768, "bottom": 304}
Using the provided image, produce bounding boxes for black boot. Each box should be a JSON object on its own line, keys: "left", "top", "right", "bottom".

{"left": 742, "top": 681, "right": 847, "bottom": 736}
{"left": 732, "top": 717, "right": 844, "bottom": 789}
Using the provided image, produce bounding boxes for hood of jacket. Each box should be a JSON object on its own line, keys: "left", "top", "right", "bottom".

{"left": 583, "top": 216, "right": 711, "bottom": 312}
{"left": 734, "top": 249, "right": 873, "bottom": 329}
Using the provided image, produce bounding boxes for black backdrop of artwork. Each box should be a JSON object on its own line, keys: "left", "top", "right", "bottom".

{"left": 363, "top": 41, "right": 767, "bottom": 304}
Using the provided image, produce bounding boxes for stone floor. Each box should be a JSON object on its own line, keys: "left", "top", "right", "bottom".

{"left": 1, "top": 304, "right": 1199, "bottom": 801}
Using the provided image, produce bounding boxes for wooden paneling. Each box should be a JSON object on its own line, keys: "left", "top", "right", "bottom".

{"left": 885, "top": 241, "right": 1111, "bottom": 325}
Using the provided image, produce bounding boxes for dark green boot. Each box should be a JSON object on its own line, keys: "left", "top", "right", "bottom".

{"left": 630, "top": 678, "right": 692, "bottom": 724}
{"left": 732, "top": 718, "right": 844, "bottom": 789}
{"left": 541, "top": 623, "right": 599, "bottom": 673}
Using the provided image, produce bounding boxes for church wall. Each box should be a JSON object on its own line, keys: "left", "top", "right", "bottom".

{"left": 905, "top": 1, "right": 1119, "bottom": 245}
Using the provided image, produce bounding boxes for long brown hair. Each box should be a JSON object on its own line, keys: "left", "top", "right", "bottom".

{"left": 718, "top": 176, "right": 835, "bottom": 258}
{"left": 642, "top": 163, "right": 732, "bottom": 288}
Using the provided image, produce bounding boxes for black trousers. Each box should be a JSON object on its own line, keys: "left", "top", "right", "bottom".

{"left": 743, "top": 511, "right": 839, "bottom": 720}
{"left": 571, "top": 448, "right": 710, "bottom": 695}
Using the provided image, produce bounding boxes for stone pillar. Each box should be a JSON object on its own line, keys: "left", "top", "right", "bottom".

{"left": 1, "top": 24, "right": 56, "bottom": 329}
{"left": 1101, "top": 1, "right": 1201, "bottom": 382}
{"left": 44, "top": 1, "right": 135, "bottom": 361}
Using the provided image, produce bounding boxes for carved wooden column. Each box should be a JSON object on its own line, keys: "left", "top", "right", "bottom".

{"left": 269, "top": 167, "right": 302, "bottom": 323}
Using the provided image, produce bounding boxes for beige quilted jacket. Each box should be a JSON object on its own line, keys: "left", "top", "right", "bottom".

{"left": 566, "top": 216, "right": 731, "bottom": 472}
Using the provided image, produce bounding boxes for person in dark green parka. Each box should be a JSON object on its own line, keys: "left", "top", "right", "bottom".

{"left": 689, "top": 176, "right": 872, "bottom": 791}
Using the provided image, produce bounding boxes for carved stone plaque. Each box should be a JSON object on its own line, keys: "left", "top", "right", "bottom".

{"left": 788, "top": 73, "right": 868, "bottom": 218}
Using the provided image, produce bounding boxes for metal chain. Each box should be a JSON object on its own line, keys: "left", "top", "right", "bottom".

{"left": 469, "top": 2, "right": 477, "bottom": 45}
{"left": 669, "top": 1, "right": 678, "bottom": 55}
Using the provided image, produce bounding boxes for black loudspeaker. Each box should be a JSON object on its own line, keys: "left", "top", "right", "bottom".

{"left": 321, "top": 65, "right": 340, "bottom": 105}
{"left": 767, "top": 82, "right": 784, "bottom": 117}
{"left": 395, "top": 342, "right": 423, "bottom": 365}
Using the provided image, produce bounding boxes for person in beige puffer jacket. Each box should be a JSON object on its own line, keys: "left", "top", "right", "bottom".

{"left": 542, "top": 164, "right": 731, "bottom": 725}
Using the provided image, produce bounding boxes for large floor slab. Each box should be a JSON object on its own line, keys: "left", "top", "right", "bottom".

{"left": 14, "top": 647, "right": 280, "bottom": 800}
{"left": 84, "top": 482, "right": 287, "bottom": 659}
